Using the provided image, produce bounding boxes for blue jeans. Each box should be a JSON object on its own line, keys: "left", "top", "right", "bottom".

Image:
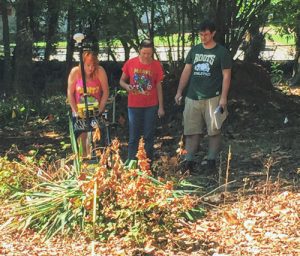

{"left": 128, "top": 106, "right": 158, "bottom": 161}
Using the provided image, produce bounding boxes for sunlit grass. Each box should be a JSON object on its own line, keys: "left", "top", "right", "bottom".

{"left": 265, "top": 25, "right": 295, "bottom": 45}
{"left": 266, "top": 33, "right": 295, "bottom": 45}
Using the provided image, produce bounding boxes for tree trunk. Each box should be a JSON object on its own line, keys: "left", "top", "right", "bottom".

{"left": 65, "top": 0, "right": 76, "bottom": 81}
{"left": 292, "top": 53, "right": 300, "bottom": 86}
{"left": 186, "top": 0, "right": 197, "bottom": 46}
{"left": 85, "top": 20, "right": 99, "bottom": 55}
{"left": 214, "top": 0, "right": 226, "bottom": 46}
{"left": 144, "top": 2, "right": 155, "bottom": 40}
{"left": 158, "top": 3, "right": 173, "bottom": 63}
{"left": 13, "top": 0, "right": 33, "bottom": 96}
{"left": 175, "top": 1, "right": 181, "bottom": 61}
{"left": 120, "top": 39, "right": 130, "bottom": 61}
{"left": 181, "top": 0, "right": 186, "bottom": 62}
{"left": 104, "top": 39, "right": 116, "bottom": 62}
{"left": 210, "top": 0, "right": 271, "bottom": 57}
{"left": 44, "top": 0, "right": 60, "bottom": 62}
{"left": 0, "top": 0, "right": 12, "bottom": 92}
{"left": 291, "top": 15, "right": 300, "bottom": 86}
{"left": 243, "top": 23, "right": 265, "bottom": 63}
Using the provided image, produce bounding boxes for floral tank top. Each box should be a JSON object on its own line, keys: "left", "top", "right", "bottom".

{"left": 74, "top": 78, "right": 102, "bottom": 105}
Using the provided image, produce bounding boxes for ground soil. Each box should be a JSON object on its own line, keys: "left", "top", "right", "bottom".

{"left": 0, "top": 65, "right": 299, "bottom": 255}
{"left": 0, "top": 66, "right": 299, "bottom": 189}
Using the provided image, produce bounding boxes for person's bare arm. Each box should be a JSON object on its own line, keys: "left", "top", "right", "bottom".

{"left": 175, "top": 64, "right": 192, "bottom": 104}
{"left": 156, "top": 81, "right": 164, "bottom": 118}
{"left": 119, "top": 72, "right": 133, "bottom": 91}
{"left": 219, "top": 68, "right": 231, "bottom": 108}
{"left": 67, "top": 67, "right": 79, "bottom": 114}
{"left": 97, "top": 66, "right": 109, "bottom": 113}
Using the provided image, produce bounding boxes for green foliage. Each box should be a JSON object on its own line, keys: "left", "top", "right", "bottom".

{"left": 270, "top": 62, "right": 284, "bottom": 84}
{"left": 0, "top": 96, "right": 34, "bottom": 125}
{"left": 0, "top": 95, "right": 68, "bottom": 127}
{"left": 268, "top": 0, "right": 300, "bottom": 33}
{"left": 40, "top": 95, "right": 69, "bottom": 125}
{"left": 2, "top": 0, "right": 288, "bottom": 66}
{"left": 266, "top": 33, "right": 295, "bottom": 45}
{"left": 265, "top": 26, "right": 295, "bottom": 45}
{"left": 116, "top": 89, "right": 128, "bottom": 97}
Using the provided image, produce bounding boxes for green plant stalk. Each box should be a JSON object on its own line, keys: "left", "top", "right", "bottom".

{"left": 225, "top": 145, "right": 232, "bottom": 194}
{"left": 92, "top": 180, "right": 97, "bottom": 256}
{"left": 2, "top": 179, "right": 85, "bottom": 240}
{"left": 69, "top": 116, "right": 81, "bottom": 175}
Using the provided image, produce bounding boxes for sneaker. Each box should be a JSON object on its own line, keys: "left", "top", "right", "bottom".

{"left": 179, "top": 160, "right": 196, "bottom": 173}
{"left": 207, "top": 159, "right": 217, "bottom": 173}
{"left": 185, "top": 160, "right": 195, "bottom": 172}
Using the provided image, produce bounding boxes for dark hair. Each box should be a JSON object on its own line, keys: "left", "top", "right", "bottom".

{"left": 139, "top": 39, "right": 154, "bottom": 49}
{"left": 198, "top": 20, "right": 216, "bottom": 33}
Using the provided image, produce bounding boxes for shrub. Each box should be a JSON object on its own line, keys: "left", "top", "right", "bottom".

{"left": 1, "top": 138, "right": 200, "bottom": 250}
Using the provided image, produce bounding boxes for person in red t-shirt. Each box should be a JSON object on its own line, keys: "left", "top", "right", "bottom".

{"left": 120, "top": 39, "right": 164, "bottom": 162}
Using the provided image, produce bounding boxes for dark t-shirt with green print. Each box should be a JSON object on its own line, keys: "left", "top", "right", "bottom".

{"left": 185, "top": 43, "right": 232, "bottom": 100}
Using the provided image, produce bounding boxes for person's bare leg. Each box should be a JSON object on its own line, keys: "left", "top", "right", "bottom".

{"left": 208, "top": 134, "right": 221, "bottom": 160}
{"left": 207, "top": 134, "right": 221, "bottom": 171}
{"left": 185, "top": 134, "right": 201, "bottom": 161}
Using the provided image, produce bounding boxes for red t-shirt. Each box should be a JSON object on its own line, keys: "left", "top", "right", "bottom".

{"left": 122, "top": 57, "right": 164, "bottom": 107}
{"left": 75, "top": 78, "right": 102, "bottom": 105}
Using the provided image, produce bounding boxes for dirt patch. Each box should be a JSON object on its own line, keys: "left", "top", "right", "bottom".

{"left": 0, "top": 120, "right": 68, "bottom": 160}
{"left": 0, "top": 70, "right": 299, "bottom": 256}
{"left": 1, "top": 64, "right": 299, "bottom": 191}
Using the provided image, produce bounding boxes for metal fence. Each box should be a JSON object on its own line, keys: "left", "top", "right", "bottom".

{"left": 0, "top": 44, "right": 295, "bottom": 62}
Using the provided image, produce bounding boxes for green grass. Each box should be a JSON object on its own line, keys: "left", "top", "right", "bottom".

{"left": 266, "top": 33, "right": 295, "bottom": 45}
{"left": 0, "top": 43, "right": 15, "bottom": 57}
{"left": 0, "top": 30, "right": 295, "bottom": 57}
{"left": 265, "top": 25, "right": 295, "bottom": 45}
{"left": 34, "top": 42, "right": 67, "bottom": 48}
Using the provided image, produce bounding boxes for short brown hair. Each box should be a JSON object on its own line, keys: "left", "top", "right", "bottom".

{"left": 198, "top": 20, "right": 216, "bottom": 33}
{"left": 139, "top": 39, "right": 154, "bottom": 49}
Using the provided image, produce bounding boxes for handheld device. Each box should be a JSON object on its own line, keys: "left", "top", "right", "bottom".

{"left": 214, "top": 105, "right": 224, "bottom": 114}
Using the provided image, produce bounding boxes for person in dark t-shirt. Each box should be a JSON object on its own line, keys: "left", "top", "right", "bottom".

{"left": 175, "top": 20, "right": 232, "bottom": 174}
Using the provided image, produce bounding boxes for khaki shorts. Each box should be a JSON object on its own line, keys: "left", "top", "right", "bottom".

{"left": 183, "top": 96, "right": 228, "bottom": 136}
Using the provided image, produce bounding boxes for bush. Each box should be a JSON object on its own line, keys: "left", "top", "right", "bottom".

{"left": 1, "top": 138, "right": 202, "bottom": 250}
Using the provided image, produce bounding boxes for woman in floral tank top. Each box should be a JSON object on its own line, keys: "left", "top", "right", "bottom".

{"left": 67, "top": 51, "right": 109, "bottom": 157}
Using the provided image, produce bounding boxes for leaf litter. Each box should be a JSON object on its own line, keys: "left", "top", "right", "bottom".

{"left": 1, "top": 188, "right": 299, "bottom": 255}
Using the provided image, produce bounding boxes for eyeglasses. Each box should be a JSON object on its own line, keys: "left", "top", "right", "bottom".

{"left": 199, "top": 32, "right": 212, "bottom": 37}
